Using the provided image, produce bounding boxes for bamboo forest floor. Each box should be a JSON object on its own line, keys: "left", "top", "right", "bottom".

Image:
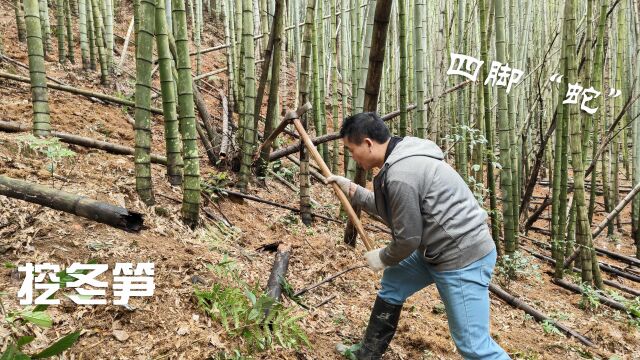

{"left": 1, "top": 3, "right": 640, "bottom": 360}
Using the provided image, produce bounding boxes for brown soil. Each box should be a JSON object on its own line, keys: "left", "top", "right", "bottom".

{"left": 1, "top": 3, "right": 639, "bottom": 360}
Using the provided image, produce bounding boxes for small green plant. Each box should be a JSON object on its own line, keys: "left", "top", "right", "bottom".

{"left": 271, "top": 160, "right": 298, "bottom": 183}
{"left": 467, "top": 174, "right": 489, "bottom": 208}
{"left": 18, "top": 135, "right": 75, "bottom": 182}
{"left": 194, "top": 261, "right": 310, "bottom": 354}
{"left": 202, "top": 170, "right": 232, "bottom": 189}
{"left": 495, "top": 251, "right": 541, "bottom": 289}
{"left": 578, "top": 283, "right": 601, "bottom": 312}
{"left": 540, "top": 319, "right": 562, "bottom": 336}
{"left": 0, "top": 296, "right": 80, "bottom": 359}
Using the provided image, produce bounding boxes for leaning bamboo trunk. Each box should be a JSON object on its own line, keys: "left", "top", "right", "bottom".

{"left": 256, "top": 0, "right": 284, "bottom": 178}
{"left": 173, "top": 0, "right": 201, "bottom": 227}
{"left": 23, "top": 0, "right": 51, "bottom": 137}
{"left": 566, "top": 0, "right": 602, "bottom": 288}
{"left": 155, "top": 0, "right": 183, "bottom": 186}
{"left": 134, "top": 0, "right": 156, "bottom": 205}
{"left": 344, "top": 0, "right": 392, "bottom": 245}
{"left": 0, "top": 175, "right": 143, "bottom": 232}
{"left": 90, "top": 0, "right": 110, "bottom": 84}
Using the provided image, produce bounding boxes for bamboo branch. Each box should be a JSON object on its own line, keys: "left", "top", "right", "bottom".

{"left": 563, "top": 182, "right": 640, "bottom": 268}
{"left": 0, "top": 120, "right": 167, "bottom": 164}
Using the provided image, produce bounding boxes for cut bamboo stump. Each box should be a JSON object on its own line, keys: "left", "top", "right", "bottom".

{"left": 0, "top": 121, "right": 167, "bottom": 165}
{"left": 488, "top": 283, "right": 594, "bottom": 347}
{"left": 266, "top": 243, "right": 291, "bottom": 301}
{"left": 0, "top": 175, "right": 143, "bottom": 232}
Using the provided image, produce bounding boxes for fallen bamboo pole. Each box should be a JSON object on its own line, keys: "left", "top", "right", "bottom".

{"left": 0, "top": 71, "right": 164, "bottom": 114}
{"left": 0, "top": 121, "right": 167, "bottom": 165}
{"left": 488, "top": 283, "right": 594, "bottom": 347}
{"left": 268, "top": 81, "right": 471, "bottom": 161}
{"left": 526, "top": 235, "right": 640, "bottom": 283}
{"left": 523, "top": 247, "right": 640, "bottom": 297}
{"left": 0, "top": 175, "right": 143, "bottom": 232}
{"left": 293, "top": 264, "right": 367, "bottom": 297}
{"left": 552, "top": 278, "right": 639, "bottom": 318}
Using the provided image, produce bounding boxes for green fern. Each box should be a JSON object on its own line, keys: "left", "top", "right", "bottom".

{"left": 194, "top": 262, "right": 310, "bottom": 354}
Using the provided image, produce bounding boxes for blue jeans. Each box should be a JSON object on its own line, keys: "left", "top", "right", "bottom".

{"left": 378, "top": 248, "right": 510, "bottom": 360}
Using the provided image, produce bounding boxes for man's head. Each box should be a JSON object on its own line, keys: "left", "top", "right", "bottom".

{"left": 339, "top": 112, "right": 390, "bottom": 170}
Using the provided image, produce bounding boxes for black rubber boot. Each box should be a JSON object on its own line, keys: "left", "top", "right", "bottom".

{"left": 354, "top": 296, "right": 403, "bottom": 360}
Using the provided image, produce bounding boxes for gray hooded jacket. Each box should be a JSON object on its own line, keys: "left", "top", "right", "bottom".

{"left": 351, "top": 137, "right": 495, "bottom": 271}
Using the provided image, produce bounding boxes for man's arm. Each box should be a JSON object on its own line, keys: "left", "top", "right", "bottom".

{"left": 350, "top": 184, "right": 381, "bottom": 218}
{"left": 378, "top": 179, "right": 423, "bottom": 266}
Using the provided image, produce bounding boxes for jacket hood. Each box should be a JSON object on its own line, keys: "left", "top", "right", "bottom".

{"left": 385, "top": 137, "right": 444, "bottom": 167}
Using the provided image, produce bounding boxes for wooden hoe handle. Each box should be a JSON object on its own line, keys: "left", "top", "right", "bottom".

{"left": 289, "top": 115, "right": 373, "bottom": 252}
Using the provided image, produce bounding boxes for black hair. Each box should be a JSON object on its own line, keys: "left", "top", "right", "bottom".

{"left": 339, "top": 112, "right": 390, "bottom": 144}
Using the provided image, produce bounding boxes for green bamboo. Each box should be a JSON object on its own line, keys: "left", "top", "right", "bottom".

{"left": 589, "top": 0, "right": 608, "bottom": 223}
{"left": 413, "top": 0, "right": 426, "bottom": 138}
{"left": 298, "top": 0, "right": 315, "bottom": 226}
{"left": 78, "top": 0, "right": 90, "bottom": 68}
{"left": 57, "top": 0, "right": 66, "bottom": 63}
{"left": 14, "top": 0, "right": 27, "bottom": 42}
{"left": 479, "top": 0, "right": 500, "bottom": 251}
{"left": 612, "top": 3, "right": 625, "bottom": 232}
{"left": 39, "top": 0, "right": 52, "bottom": 54}
{"left": 104, "top": 0, "right": 114, "bottom": 70}
{"left": 173, "top": 0, "right": 201, "bottom": 226}
{"left": 237, "top": 0, "right": 257, "bottom": 191}
{"left": 330, "top": 0, "right": 339, "bottom": 173}
{"left": 311, "top": 2, "right": 324, "bottom": 162}
{"left": 87, "top": 1, "right": 96, "bottom": 70}
{"left": 134, "top": 0, "right": 156, "bottom": 205}
{"left": 257, "top": 0, "right": 284, "bottom": 177}
{"left": 90, "top": 0, "right": 109, "bottom": 84}
{"left": 156, "top": 0, "right": 183, "bottom": 186}
{"left": 222, "top": 0, "right": 236, "bottom": 123}
{"left": 494, "top": 0, "right": 515, "bottom": 254}
{"left": 398, "top": 0, "right": 408, "bottom": 136}
{"left": 567, "top": 0, "right": 601, "bottom": 287}
{"left": 24, "top": 0, "right": 51, "bottom": 137}
{"left": 65, "top": 0, "right": 74, "bottom": 64}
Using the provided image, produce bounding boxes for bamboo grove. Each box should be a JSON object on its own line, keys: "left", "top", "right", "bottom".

{"left": 5, "top": 0, "right": 640, "bottom": 287}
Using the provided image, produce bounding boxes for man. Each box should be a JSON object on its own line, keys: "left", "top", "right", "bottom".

{"left": 327, "top": 112, "right": 510, "bottom": 359}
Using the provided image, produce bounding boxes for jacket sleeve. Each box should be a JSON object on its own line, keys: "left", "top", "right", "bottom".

{"left": 378, "top": 179, "right": 423, "bottom": 266}
{"left": 350, "top": 184, "right": 380, "bottom": 218}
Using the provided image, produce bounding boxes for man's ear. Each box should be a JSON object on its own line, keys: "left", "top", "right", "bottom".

{"left": 364, "top": 138, "right": 373, "bottom": 149}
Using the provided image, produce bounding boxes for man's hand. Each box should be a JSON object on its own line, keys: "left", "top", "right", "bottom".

{"left": 325, "top": 175, "right": 353, "bottom": 197}
{"left": 365, "top": 248, "right": 388, "bottom": 272}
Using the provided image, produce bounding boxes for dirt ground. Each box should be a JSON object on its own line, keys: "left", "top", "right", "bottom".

{"left": 1, "top": 3, "right": 639, "bottom": 359}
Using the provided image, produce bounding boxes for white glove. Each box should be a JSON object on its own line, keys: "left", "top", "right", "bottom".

{"left": 365, "top": 248, "right": 388, "bottom": 272}
{"left": 325, "top": 175, "right": 352, "bottom": 196}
